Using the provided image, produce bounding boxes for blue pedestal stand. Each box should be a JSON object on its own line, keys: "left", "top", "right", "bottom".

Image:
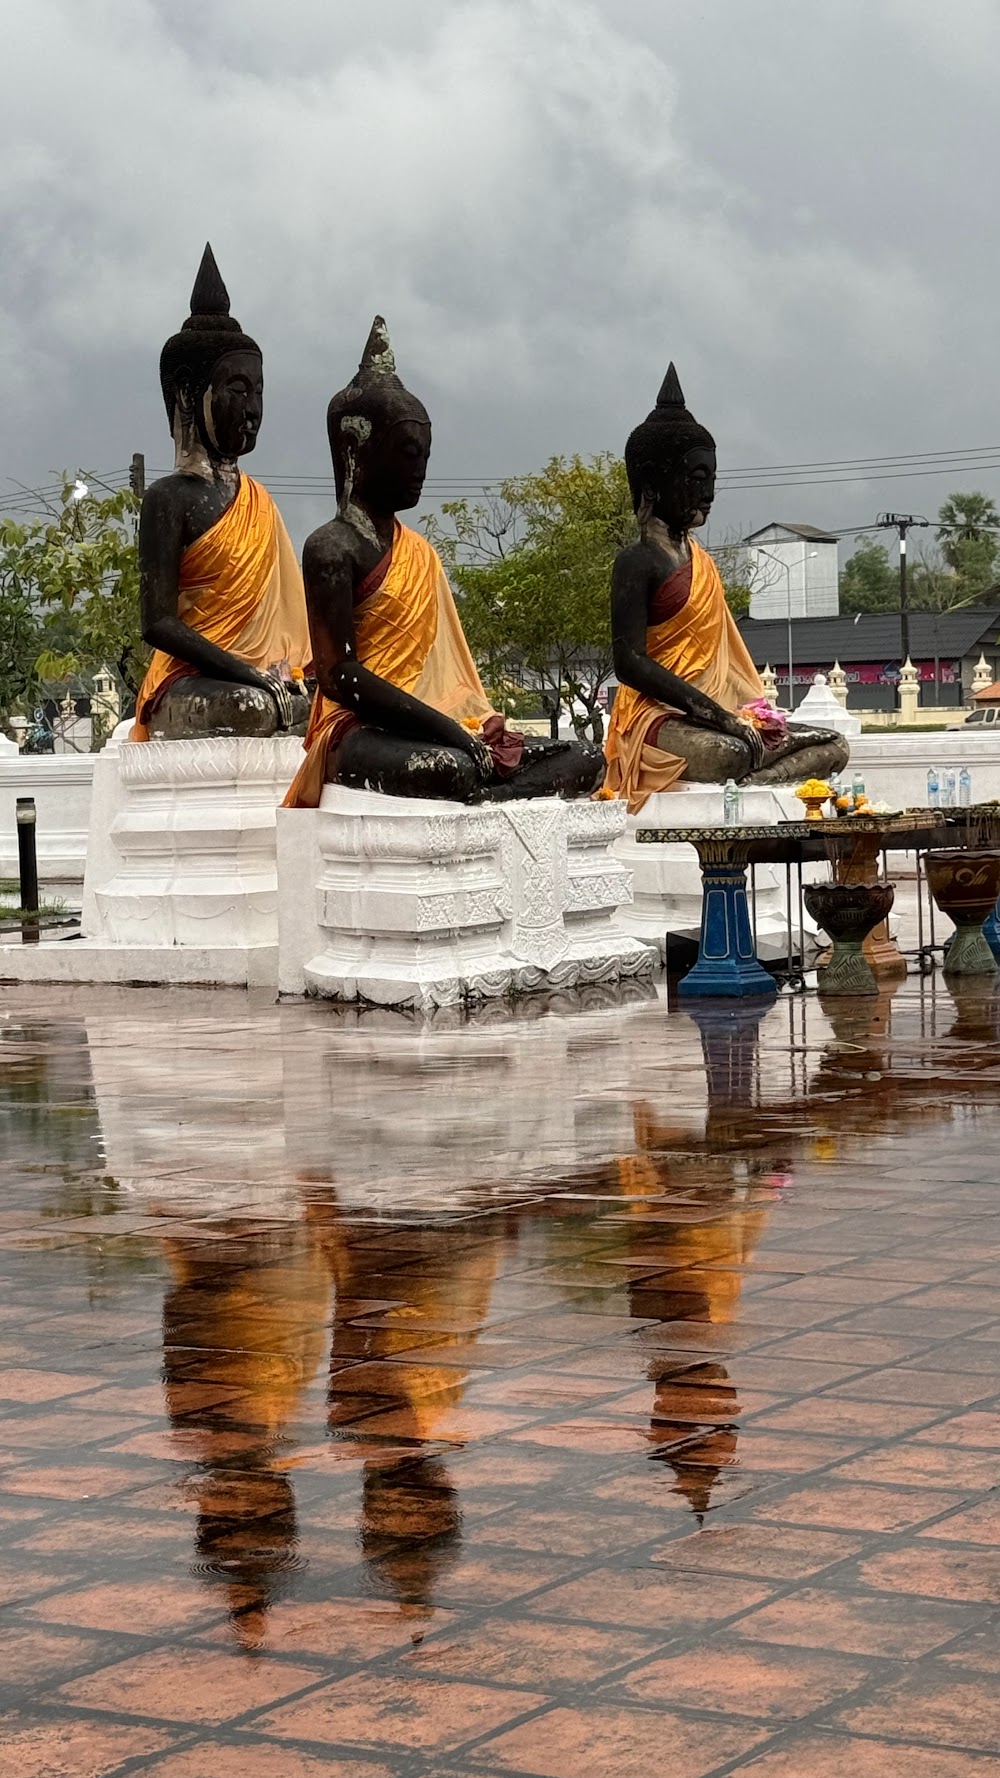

{"left": 983, "top": 895, "right": 1000, "bottom": 960}
{"left": 678, "top": 857, "right": 778, "bottom": 1000}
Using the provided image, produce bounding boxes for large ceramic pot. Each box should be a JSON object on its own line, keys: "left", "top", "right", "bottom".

{"left": 804, "top": 881, "right": 896, "bottom": 996}
{"left": 925, "top": 850, "right": 1000, "bottom": 978}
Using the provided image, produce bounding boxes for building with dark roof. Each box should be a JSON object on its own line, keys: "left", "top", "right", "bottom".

{"left": 737, "top": 607, "right": 1000, "bottom": 712}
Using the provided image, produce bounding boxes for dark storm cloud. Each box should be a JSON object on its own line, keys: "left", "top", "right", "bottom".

{"left": 0, "top": 1, "right": 995, "bottom": 547}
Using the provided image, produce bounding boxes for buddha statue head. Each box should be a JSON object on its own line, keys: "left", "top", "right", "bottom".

{"left": 159, "top": 243, "right": 263, "bottom": 463}
{"left": 624, "top": 362, "right": 716, "bottom": 537}
{"left": 327, "top": 317, "right": 431, "bottom": 519}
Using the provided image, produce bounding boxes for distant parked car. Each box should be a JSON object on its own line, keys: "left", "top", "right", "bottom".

{"left": 952, "top": 706, "right": 1000, "bottom": 728}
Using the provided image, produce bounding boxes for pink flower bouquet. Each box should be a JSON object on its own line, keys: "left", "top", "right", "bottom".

{"left": 738, "top": 699, "right": 789, "bottom": 748}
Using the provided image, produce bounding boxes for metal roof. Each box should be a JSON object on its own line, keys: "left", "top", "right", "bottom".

{"left": 737, "top": 607, "right": 1000, "bottom": 666}
{"left": 744, "top": 522, "right": 840, "bottom": 544}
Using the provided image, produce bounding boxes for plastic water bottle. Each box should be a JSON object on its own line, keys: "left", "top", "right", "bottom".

{"left": 927, "top": 766, "right": 940, "bottom": 808}
{"left": 724, "top": 779, "right": 740, "bottom": 826}
{"left": 943, "top": 767, "right": 957, "bottom": 809}
{"left": 852, "top": 770, "right": 866, "bottom": 800}
{"left": 959, "top": 766, "right": 972, "bottom": 808}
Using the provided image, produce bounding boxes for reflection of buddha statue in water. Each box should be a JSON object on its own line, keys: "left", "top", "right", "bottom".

{"left": 617, "top": 1076, "right": 772, "bottom": 1519}
{"left": 283, "top": 319, "right": 604, "bottom": 806}
{"left": 604, "top": 363, "right": 849, "bottom": 810}
{"left": 313, "top": 1199, "right": 501, "bottom": 1611}
{"left": 132, "top": 244, "right": 311, "bottom": 741}
{"left": 159, "top": 1222, "right": 331, "bottom": 1645}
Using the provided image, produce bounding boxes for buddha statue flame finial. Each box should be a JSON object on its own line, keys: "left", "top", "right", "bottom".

{"left": 357, "top": 316, "right": 397, "bottom": 381}
{"left": 655, "top": 361, "right": 687, "bottom": 410}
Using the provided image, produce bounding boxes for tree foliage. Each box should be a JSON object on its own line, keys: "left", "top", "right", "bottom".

{"left": 0, "top": 475, "right": 146, "bottom": 723}
{"left": 426, "top": 453, "right": 635, "bottom": 740}
{"left": 936, "top": 491, "right": 1000, "bottom": 600}
{"left": 839, "top": 541, "right": 898, "bottom": 614}
{"left": 840, "top": 494, "right": 1000, "bottom": 616}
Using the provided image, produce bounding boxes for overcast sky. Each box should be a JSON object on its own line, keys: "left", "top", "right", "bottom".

{"left": 4, "top": 0, "right": 1000, "bottom": 552}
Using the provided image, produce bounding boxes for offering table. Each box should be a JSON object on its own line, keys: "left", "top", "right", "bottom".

{"left": 637, "top": 811, "right": 993, "bottom": 1000}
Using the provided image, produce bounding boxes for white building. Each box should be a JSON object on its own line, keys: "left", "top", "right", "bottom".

{"left": 746, "top": 522, "right": 839, "bottom": 621}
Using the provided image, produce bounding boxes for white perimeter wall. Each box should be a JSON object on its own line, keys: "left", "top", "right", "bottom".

{"left": 849, "top": 731, "right": 1000, "bottom": 807}
{"left": 0, "top": 753, "right": 96, "bottom": 895}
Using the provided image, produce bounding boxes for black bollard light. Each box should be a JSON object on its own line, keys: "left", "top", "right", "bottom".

{"left": 16, "top": 797, "right": 39, "bottom": 945}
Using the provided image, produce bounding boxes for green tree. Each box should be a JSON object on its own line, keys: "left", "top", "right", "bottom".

{"left": 426, "top": 454, "right": 635, "bottom": 741}
{"left": 839, "top": 540, "right": 897, "bottom": 613}
{"left": 908, "top": 543, "right": 964, "bottom": 613}
{"left": 0, "top": 570, "right": 44, "bottom": 718}
{"left": 0, "top": 475, "right": 146, "bottom": 724}
{"left": 936, "top": 491, "right": 1000, "bottom": 601}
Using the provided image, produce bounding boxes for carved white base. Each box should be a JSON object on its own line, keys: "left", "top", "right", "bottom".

{"left": 613, "top": 785, "right": 822, "bottom": 962}
{"left": 0, "top": 735, "right": 301, "bottom": 987}
{"left": 277, "top": 784, "right": 655, "bottom": 1007}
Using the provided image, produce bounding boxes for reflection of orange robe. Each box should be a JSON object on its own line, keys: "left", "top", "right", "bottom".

{"left": 282, "top": 521, "right": 497, "bottom": 810}
{"left": 317, "top": 1207, "right": 500, "bottom": 1441}
{"left": 160, "top": 1224, "right": 331, "bottom": 1437}
{"left": 603, "top": 537, "right": 763, "bottom": 813}
{"left": 131, "top": 475, "right": 311, "bottom": 741}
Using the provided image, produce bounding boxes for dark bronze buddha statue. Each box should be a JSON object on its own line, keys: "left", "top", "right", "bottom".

{"left": 132, "top": 244, "right": 311, "bottom": 741}
{"left": 604, "top": 363, "right": 848, "bottom": 809}
{"left": 283, "top": 318, "right": 603, "bottom": 805}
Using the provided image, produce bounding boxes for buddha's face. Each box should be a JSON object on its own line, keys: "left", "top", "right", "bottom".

{"left": 650, "top": 443, "right": 716, "bottom": 533}
{"left": 200, "top": 349, "right": 264, "bottom": 458}
{"left": 681, "top": 445, "right": 717, "bottom": 528}
{"left": 360, "top": 412, "right": 432, "bottom": 514}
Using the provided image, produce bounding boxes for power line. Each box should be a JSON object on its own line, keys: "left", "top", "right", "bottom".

{"left": 7, "top": 434, "right": 1000, "bottom": 519}
{"left": 716, "top": 460, "right": 1000, "bottom": 494}
{"left": 721, "top": 443, "right": 1000, "bottom": 476}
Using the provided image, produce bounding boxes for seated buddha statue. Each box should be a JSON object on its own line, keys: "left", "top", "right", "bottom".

{"left": 604, "top": 364, "right": 849, "bottom": 810}
{"left": 131, "top": 244, "right": 311, "bottom": 741}
{"left": 282, "top": 318, "right": 603, "bottom": 806}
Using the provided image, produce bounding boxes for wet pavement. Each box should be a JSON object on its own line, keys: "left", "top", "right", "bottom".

{"left": 1, "top": 976, "right": 1000, "bottom": 1777}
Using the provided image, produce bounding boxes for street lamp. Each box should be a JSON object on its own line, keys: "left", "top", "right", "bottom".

{"left": 754, "top": 545, "right": 818, "bottom": 712}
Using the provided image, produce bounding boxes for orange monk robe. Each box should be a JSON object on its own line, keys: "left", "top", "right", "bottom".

{"left": 131, "top": 474, "right": 311, "bottom": 741}
{"left": 603, "top": 537, "right": 764, "bottom": 814}
{"left": 283, "top": 521, "right": 499, "bottom": 810}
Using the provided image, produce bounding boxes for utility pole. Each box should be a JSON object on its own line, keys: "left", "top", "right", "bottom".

{"left": 876, "top": 512, "right": 929, "bottom": 671}
{"left": 128, "top": 452, "right": 146, "bottom": 498}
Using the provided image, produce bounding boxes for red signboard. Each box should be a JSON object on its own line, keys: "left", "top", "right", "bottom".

{"left": 775, "top": 661, "right": 958, "bottom": 687}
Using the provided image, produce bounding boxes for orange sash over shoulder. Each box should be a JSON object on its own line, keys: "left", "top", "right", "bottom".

{"left": 283, "top": 522, "right": 496, "bottom": 810}
{"left": 130, "top": 475, "right": 311, "bottom": 741}
{"left": 603, "top": 537, "right": 763, "bottom": 814}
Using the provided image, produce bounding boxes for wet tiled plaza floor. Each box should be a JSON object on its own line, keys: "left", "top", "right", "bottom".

{"left": 1, "top": 975, "right": 1000, "bottom": 1777}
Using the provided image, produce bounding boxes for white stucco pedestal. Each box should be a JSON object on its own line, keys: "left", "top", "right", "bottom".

{"left": 0, "top": 734, "right": 301, "bottom": 986}
{"left": 277, "top": 784, "right": 655, "bottom": 1007}
{"left": 612, "top": 784, "right": 821, "bottom": 961}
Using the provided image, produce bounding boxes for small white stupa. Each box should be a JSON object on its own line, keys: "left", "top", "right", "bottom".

{"left": 793, "top": 672, "right": 861, "bottom": 740}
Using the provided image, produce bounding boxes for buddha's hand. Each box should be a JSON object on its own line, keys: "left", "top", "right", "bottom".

{"left": 259, "top": 672, "right": 295, "bottom": 731}
{"left": 461, "top": 732, "right": 495, "bottom": 783}
{"left": 688, "top": 696, "right": 765, "bottom": 769}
